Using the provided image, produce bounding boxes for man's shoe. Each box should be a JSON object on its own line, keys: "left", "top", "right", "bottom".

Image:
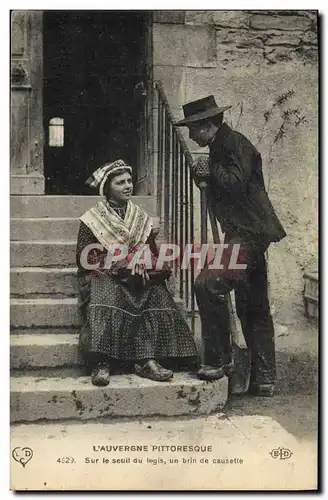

{"left": 225, "top": 360, "right": 235, "bottom": 376}
{"left": 135, "top": 360, "right": 173, "bottom": 382}
{"left": 248, "top": 383, "right": 275, "bottom": 397}
{"left": 91, "top": 363, "right": 110, "bottom": 386}
{"left": 197, "top": 365, "right": 226, "bottom": 381}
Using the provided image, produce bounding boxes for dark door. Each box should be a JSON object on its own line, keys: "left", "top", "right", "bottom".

{"left": 43, "top": 10, "right": 149, "bottom": 194}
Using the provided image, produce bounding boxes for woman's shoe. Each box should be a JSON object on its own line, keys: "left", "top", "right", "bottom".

{"left": 91, "top": 363, "right": 110, "bottom": 386}
{"left": 135, "top": 360, "right": 173, "bottom": 382}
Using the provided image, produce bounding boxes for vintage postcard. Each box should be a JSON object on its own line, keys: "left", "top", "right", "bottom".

{"left": 10, "top": 9, "right": 319, "bottom": 491}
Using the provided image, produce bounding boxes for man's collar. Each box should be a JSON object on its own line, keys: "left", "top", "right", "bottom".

{"left": 209, "top": 122, "right": 232, "bottom": 148}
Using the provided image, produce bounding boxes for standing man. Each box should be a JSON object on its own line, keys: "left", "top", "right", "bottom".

{"left": 176, "top": 96, "right": 286, "bottom": 396}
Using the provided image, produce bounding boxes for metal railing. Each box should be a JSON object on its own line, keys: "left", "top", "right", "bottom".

{"left": 151, "top": 81, "right": 247, "bottom": 377}
{"left": 152, "top": 81, "right": 195, "bottom": 332}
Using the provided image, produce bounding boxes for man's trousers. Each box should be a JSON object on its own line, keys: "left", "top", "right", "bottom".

{"left": 194, "top": 242, "right": 276, "bottom": 385}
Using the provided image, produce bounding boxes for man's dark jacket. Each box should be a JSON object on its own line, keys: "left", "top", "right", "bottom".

{"left": 207, "top": 122, "right": 286, "bottom": 245}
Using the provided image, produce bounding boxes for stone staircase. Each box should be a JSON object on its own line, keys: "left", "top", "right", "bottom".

{"left": 10, "top": 195, "right": 228, "bottom": 423}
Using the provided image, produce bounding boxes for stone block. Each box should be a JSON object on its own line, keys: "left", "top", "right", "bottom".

{"left": 10, "top": 373, "right": 228, "bottom": 422}
{"left": 153, "top": 66, "right": 186, "bottom": 110}
{"left": 213, "top": 11, "right": 251, "bottom": 29}
{"left": 153, "top": 24, "right": 216, "bottom": 68}
{"left": 153, "top": 11, "right": 185, "bottom": 24}
{"left": 265, "top": 33, "right": 302, "bottom": 46}
{"left": 179, "top": 67, "right": 228, "bottom": 103}
{"left": 250, "top": 14, "right": 311, "bottom": 32}
{"left": 10, "top": 175, "right": 44, "bottom": 195}
{"left": 11, "top": 92, "right": 30, "bottom": 172}
{"left": 216, "top": 46, "right": 264, "bottom": 69}
{"left": 11, "top": 11, "right": 26, "bottom": 56}
{"left": 221, "top": 30, "right": 265, "bottom": 49}
{"left": 263, "top": 47, "right": 294, "bottom": 64}
{"left": 185, "top": 11, "right": 215, "bottom": 26}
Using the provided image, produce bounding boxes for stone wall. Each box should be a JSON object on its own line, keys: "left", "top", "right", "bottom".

{"left": 11, "top": 11, "right": 44, "bottom": 175}
{"left": 11, "top": 11, "right": 45, "bottom": 194}
{"left": 152, "top": 10, "right": 318, "bottom": 324}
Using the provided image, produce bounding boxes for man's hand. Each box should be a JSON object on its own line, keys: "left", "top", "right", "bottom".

{"left": 192, "top": 155, "right": 211, "bottom": 188}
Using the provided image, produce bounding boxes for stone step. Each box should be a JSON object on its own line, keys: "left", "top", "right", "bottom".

{"left": 11, "top": 195, "right": 157, "bottom": 218}
{"left": 10, "top": 328, "right": 318, "bottom": 397}
{"left": 10, "top": 326, "right": 79, "bottom": 334}
{"left": 10, "top": 269, "right": 192, "bottom": 321}
{"left": 10, "top": 296, "right": 189, "bottom": 328}
{"left": 11, "top": 366, "right": 86, "bottom": 378}
{"left": 10, "top": 373, "right": 228, "bottom": 422}
{"left": 10, "top": 297, "right": 80, "bottom": 328}
{"left": 10, "top": 333, "right": 81, "bottom": 369}
{"left": 11, "top": 217, "right": 79, "bottom": 241}
{"left": 11, "top": 207, "right": 161, "bottom": 241}
{"left": 11, "top": 241, "right": 76, "bottom": 267}
{"left": 11, "top": 267, "right": 77, "bottom": 296}
{"left": 10, "top": 326, "right": 199, "bottom": 371}
{"left": 10, "top": 331, "right": 196, "bottom": 371}
{"left": 10, "top": 327, "right": 80, "bottom": 335}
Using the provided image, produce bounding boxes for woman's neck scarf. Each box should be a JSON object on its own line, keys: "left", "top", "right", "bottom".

{"left": 107, "top": 199, "right": 127, "bottom": 220}
{"left": 80, "top": 199, "right": 153, "bottom": 251}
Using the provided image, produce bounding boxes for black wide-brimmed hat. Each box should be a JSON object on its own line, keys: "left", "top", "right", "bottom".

{"left": 175, "top": 95, "right": 231, "bottom": 126}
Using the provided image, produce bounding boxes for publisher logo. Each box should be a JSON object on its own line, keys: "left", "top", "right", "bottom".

{"left": 12, "top": 447, "right": 33, "bottom": 467}
{"left": 269, "top": 447, "right": 293, "bottom": 460}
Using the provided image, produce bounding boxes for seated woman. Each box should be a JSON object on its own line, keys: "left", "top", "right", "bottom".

{"left": 76, "top": 159, "right": 199, "bottom": 386}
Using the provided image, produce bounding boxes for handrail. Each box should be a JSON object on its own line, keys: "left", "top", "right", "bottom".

{"left": 152, "top": 81, "right": 243, "bottom": 367}
{"left": 153, "top": 80, "right": 195, "bottom": 332}
{"left": 155, "top": 81, "right": 194, "bottom": 167}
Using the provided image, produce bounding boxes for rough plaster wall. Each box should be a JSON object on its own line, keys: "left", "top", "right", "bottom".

{"left": 153, "top": 10, "right": 318, "bottom": 323}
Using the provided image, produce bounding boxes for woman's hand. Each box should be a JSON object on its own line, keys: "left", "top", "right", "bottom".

{"left": 110, "top": 257, "right": 129, "bottom": 274}
{"left": 131, "top": 262, "right": 150, "bottom": 286}
{"left": 92, "top": 268, "right": 109, "bottom": 278}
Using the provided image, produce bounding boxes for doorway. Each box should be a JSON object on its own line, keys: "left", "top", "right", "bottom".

{"left": 43, "top": 10, "right": 150, "bottom": 194}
